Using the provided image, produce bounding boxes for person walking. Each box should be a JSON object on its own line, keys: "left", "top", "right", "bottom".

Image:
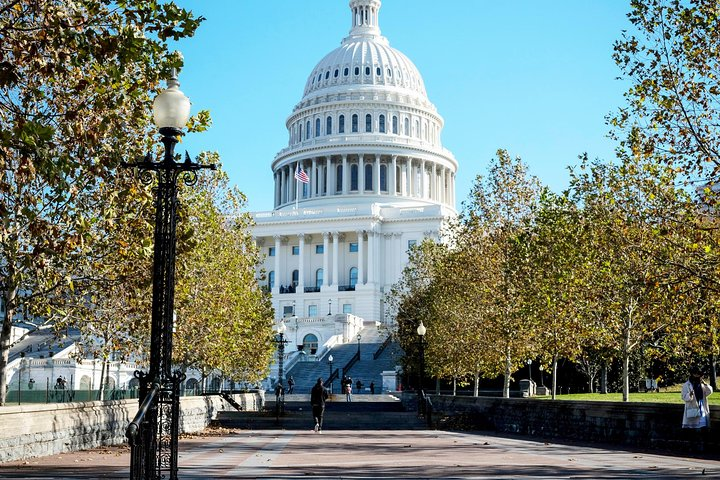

{"left": 287, "top": 376, "right": 295, "bottom": 394}
{"left": 682, "top": 367, "right": 713, "bottom": 430}
{"left": 344, "top": 376, "right": 353, "bottom": 402}
{"left": 310, "top": 377, "right": 329, "bottom": 433}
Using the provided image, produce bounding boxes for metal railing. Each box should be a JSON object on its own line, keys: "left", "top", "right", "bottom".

{"left": 126, "top": 383, "right": 161, "bottom": 480}
{"left": 373, "top": 335, "right": 392, "bottom": 360}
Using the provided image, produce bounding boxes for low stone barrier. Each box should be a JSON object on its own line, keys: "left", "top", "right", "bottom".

{"left": 0, "top": 392, "right": 263, "bottom": 462}
{"left": 425, "top": 394, "right": 719, "bottom": 454}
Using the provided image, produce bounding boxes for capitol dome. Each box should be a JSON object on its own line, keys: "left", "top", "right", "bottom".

{"left": 270, "top": 0, "right": 457, "bottom": 212}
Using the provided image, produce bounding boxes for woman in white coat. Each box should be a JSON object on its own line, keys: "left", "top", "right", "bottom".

{"left": 681, "top": 368, "right": 713, "bottom": 429}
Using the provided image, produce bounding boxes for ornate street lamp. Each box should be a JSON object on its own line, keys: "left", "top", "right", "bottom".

{"left": 327, "top": 299, "right": 332, "bottom": 316}
{"left": 527, "top": 359, "right": 533, "bottom": 381}
{"left": 275, "top": 320, "right": 288, "bottom": 389}
{"left": 328, "top": 354, "right": 334, "bottom": 393}
{"left": 124, "top": 71, "right": 215, "bottom": 480}
{"left": 417, "top": 321, "right": 426, "bottom": 414}
{"left": 357, "top": 333, "right": 362, "bottom": 355}
{"left": 539, "top": 364, "right": 545, "bottom": 388}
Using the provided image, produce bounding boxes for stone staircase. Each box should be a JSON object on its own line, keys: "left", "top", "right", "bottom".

{"left": 285, "top": 323, "right": 403, "bottom": 394}
{"left": 216, "top": 394, "right": 425, "bottom": 431}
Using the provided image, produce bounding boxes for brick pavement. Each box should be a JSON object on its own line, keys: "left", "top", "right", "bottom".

{"left": 1, "top": 427, "right": 718, "bottom": 479}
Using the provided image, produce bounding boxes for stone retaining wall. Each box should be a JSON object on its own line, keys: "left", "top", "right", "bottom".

{"left": 425, "top": 394, "right": 719, "bottom": 454}
{"left": 0, "top": 392, "right": 263, "bottom": 462}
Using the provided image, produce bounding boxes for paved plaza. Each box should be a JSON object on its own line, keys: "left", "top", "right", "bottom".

{"left": 0, "top": 427, "right": 718, "bottom": 479}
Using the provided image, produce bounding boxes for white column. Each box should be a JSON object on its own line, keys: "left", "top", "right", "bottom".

{"left": 280, "top": 167, "right": 287, "bottom": 204}
{"left": 332, "top": 231, "right": 340, "bottom": 288}
{"left": 431, "top": 162, "right": 437, "bottom": 201}
{"left": 322, "top": 232, "right": 330, "bottom": 287}
{"left": 311, "top": 157, "right": 317, "bottom": 198}
{"left": 391, "top": 155, "right": 397, "bottom": 196}
{"left": 273, "top": 235, "right": 281, "bottom": 294}
{"left": 406, "top": 158, "right": 412, "bottom": 196}
{"left": 441, "top": 167, "right": 447, "bottom": 204}
{"left": 357, "top": 230, "right": 365, "bottom": 285}
{"left": 342, "top": 155, "right": 348, "bottom": 194}
{"left": 367, "top": 231, "right": 375, "bottom": 284}
{"left": 374, "top": 155, "right": 380, "bottom": 194}
{"left": 359, "top": 154, "right": 365, "bottom": 193}
{"left": 420, "top": 159, "right": 426, "bottom": 199}
{"left": 298, "top": 234, "right": 305, "bottom": 291}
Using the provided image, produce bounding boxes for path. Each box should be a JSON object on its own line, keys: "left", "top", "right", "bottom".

{"left": 1, "top": 427, "right": 718, "bottom": 479}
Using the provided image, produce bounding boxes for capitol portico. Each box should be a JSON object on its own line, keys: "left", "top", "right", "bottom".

{"left": 253, "top": 0, "right": 458, "bottom": 360}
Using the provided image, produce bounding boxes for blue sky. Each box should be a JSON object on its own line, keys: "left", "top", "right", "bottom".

{"left": 172, "top": 1, "right": 631, "bottom": 213}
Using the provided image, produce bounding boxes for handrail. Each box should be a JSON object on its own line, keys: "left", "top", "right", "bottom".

{"left": 126, "top": 383, "right": 160, "bottom": 443}
{"left": 342, "top": 350, "right": 360, "bottom": 374}
{"left": 373, "top": 335, "right": 392, "bottom": 360}
{"left": 326, "top": 367, "right": 339, "bottom": 386}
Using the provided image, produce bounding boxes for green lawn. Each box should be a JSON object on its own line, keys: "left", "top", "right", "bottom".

{"left": 538, "top": 391, "right": 720, "bottom": 405}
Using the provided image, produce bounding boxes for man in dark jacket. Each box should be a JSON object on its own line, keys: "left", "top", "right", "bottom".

{"left": 310, "top": 377, "right": 329, "bottom": 433}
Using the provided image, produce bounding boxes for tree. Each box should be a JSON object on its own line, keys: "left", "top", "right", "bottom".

{"left": 611, "top": 0, "right": 720, "bottom": 184}
{"left": 0, "top": 0, "right": 203, "bottom": 404}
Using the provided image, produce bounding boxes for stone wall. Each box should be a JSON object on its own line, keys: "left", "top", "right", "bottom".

{"left": 0, "top": 392, "right": 263, "bottom": 463}
{"left": 426, "top": 395, "right": 719, "bottom": 454}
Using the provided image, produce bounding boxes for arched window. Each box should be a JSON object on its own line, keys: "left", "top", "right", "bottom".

{"left": 303, "top": 334, "right": 319, "bottom": 355}
{"left": 315, "top": 118, "right": 321, "bottom": 137}
{"left": 354, "top": 66, "right": 360, "bottom": 75}
{"left": 404, "top": 118, "right": 409, "bottom": 136}
{"left": 376, "top": 67, "right": 381, "bottom": 76}
{"left": 365, "top": 66, "right": 370, "bottom": 75}
{"left": 364, "top": 163, "right": 373, "bottom": 191}
{"left": 325, "top": 71, "right": 330, "bottom": 80}
{"left": 379, "top": 114, "right": 386, "bottom": 133}
{"left": 365, "top": 114, "right": 372, "bottom": 132}
{"left": 349, "top": 267, "right": 358, "bottom": 287}
{"left": 344, "top": 67, "right": 349, "bottom": 76}
{"left": 339, "top": 115, "right": 345, "bottom": 133}
{"left": 292, "top": 270, "right": 299, "bottom": 288}
{"left": 415, "top": 120, "right": 419, "bottom": 138}
{"left": 306, "top": 121, "right": 311, "bottom": 140}
{"left": 316, "top": 268, "right": 323, "bottom": 287}
{"left": 268, "top": 271, "right": 275, "bottom": 289}
{"left": 380, "top": 164, "right": 387, "bottom": 191}
{"left": 336, "top": 164, "right": 343, "bottom": 192}
{"left": 396, "top": 165, "right": 402, "bottom": 193}
{"left": 299, "top": 123, "right": 302, "bottom": 141}
{"left": 334, "top": 69, "right": 339, "bottom": 78}
{"left": 351, "top": 114, "right": 358, "bottom": 133}
{"left": 392, "top": 116, "right": 398, "bottom": 134}
{"left": 326, "top": 116, "right": 332, "bottom": 135}
{"left": 350, "top": 164, "right": 359, "bottom": 191}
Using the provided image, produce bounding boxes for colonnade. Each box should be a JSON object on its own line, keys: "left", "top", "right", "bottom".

{"left": 273, "top": 154, "right": 455, "bottom": 208}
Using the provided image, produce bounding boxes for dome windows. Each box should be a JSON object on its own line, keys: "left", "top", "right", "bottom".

{"left": 392, "top": 116, "right": 398, "bottom": 134}
{"left": 344, "top": 67, "right": 349, "bottom": 76}
{"left": 379, "top": 114, "right": 385, "bottom": 133}
{"left": 387, "top": 68, "right": 392, "bottom": 77}
{"left": 364, "top": 164, "right": 373, "bottom": 191}
{"left": 306, "top": 121, "right": 311, "bottom": 140}
{"left": 326, "top": 116, "right": 332, "bottom": 135}
{"left": 334, "top": 69, "right": 339, "bottom": 78}
{"left": 325, "top": 71, "right": 330, "bottom": 80}
{"left": 351, "top": 114, "right": 358, "bottom": 133}
{"left": 365, "top": 114, "right": 372, "bottom": 132}
{"left": 339, "top": 115, "right": 345, "bottom": 133}
{"left": 376, "top": 67, "right": 381, "bottom": 76}
{"left": 365, "top": 66, "right": 370, "bottom": 76}
{"left": 315, "top": 118, "right": 321, "bottom": 137}
{"left": 354, "top": 66, "right": 360, "bottom": 75}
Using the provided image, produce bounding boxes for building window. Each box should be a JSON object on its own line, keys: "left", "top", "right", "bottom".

{"left": 316, "top": 245, "right": 324, "bottom": 254}
{"left": 365, "top": 114, "right": 372, "bottom": 132}
{"left": 376, "top": 67, "right": 381, "bottom": 76}
{"left": 325, "top": 71, "right": 330, "bottom": 80}
{"left": 299, "top": 123, "right": 302, "bottom": 141}
{"left": 354, "top": 66, "right": 360, "bottom": 75}
{"left": 365, "top": 66, "right": 370, "bottom": 75}
{"left": 268, "top": 247, "right": 275, "bottom": 257}
{"left": 350, "top": 164, "right": 359, "bottom": 190}
{"left": 408, "top": 240, "right": 417, "bottom": 250}
{"left": 334, "top": 69, "right": 339, "bottom": 78}
{"left": 364, "top": 164, "right": 373, "bottom": 191}
{"left": 308, "top": 305, "right": 318, "bottom": 317}
{"left": 315, "top": 118, "right": 321, "bottom": 137}
{"left": 336, "top": 164, "right": 343, "bottom": 191}
{"left": 415, "top": 120, "right": 419, "bottom": 138}
{"left": 303, "top": 334, "right": 318, "bottom": 355}
{"left": 292, "top": 269, "right": 299, "bottom": 287}
{"left": 344, "top": 67, "right": 349, "bottom": 76}
{"left": 349, "top": 242, "right": 358, "bottom": 253}
{"left": 349, "top": 267, "right": 358, "bottom": 287}
{"left": 352, "top": 114, "right": 358, "bottom": 133}
{"left": 343, "top": 304, "right": 352, "bottom": 314}
{"left": 326, "top": 116, "right": 332, "bottom": 135}
{"left": 268, "top": 271, "right": 275, "bottom": 289}
{"left": 404, "top": 118, "right": 409, "bottom": 136}
{"left": 387, "top": 68, "right": 392, "bottom": 77}
{"left": 283, "top": 305, "right": 294, "bottom": 317}
{"left": 379, "top": 114, "right": 385, "bottom": 133}
{"left": 396, "top": 165, "right": 402, "bottom": 193}
{"left": 306, "top": 121, "right": 311, "bottom": 140}
{"left": 392, "top": 116, "right": 398, "bottom": 134}
{"left": 292, "top": 246, "right": 300, "bottom": 255}
{"left": 316, "top": 268, "right": 323, "bottom": 287}
{"left": 339, "top": 115, "right": 345, "bottom": 133}
{"left": 380, "top": 164, "right": 387, "bottom": 191}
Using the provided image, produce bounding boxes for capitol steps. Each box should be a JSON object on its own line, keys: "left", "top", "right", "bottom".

{"left": 216, "top": 394, "right": 426, "bottom": 431}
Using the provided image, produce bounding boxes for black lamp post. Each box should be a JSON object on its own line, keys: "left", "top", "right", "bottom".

{"left": 275, "top": 321, "right": 288, "bottom": 389}
{"left": 417, "top": 320, "right": 426, "bottom": 414}
{"left": 328, "top": 354, "right": 334, "bottom": 393}
{"left": 527, "top": 359, "right": 533, "bottom": 381}
{"left": 539, "top": 364, "right": 545, "bottom": 388}
{"left": 357, "top": 333, "right": 362, "bottom": 356}
{"left": 123, "top": 71, "right": 215, "bottom": 480}
{"left": 327, "top": 299, "right": 332, "bottom": 316}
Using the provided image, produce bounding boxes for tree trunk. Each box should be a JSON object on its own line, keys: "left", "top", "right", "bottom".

{"left": 0, "top": 283, "right": 19, "bottom": 406}
{"left": 452, "top": 376, "right": 457, "bottom": 396}
{"left": 600, "top": 361, "right": 608, "bottom": 394}
{"left": 473, "top": 371, "right": 479, "bottom": 397}
{"left": 435, "top": 377, "right": 440, "bottom": 395}
{"left": 98, "top": 358, "right": 107, "bottom": 401}
{"left": 710, "top": 353, "right": 718, "bottom": 391}
{"left": 551, "top": 355, "right": 558, "bottom": 400}
{"left": 503, "top": 352, "right": 512, "bottom": 398}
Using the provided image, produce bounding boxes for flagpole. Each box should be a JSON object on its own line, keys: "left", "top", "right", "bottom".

{"left": 295, "top": 176, "right": 299, "bottom": 210}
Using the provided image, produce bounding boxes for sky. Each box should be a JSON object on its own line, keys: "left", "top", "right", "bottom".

{"left": 171, "top": 0, "right": 632, "bottom": 213}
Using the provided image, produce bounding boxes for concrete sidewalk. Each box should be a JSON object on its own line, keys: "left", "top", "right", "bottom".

{"left": 0, "top": 427, "right": 718, "bottom": 479}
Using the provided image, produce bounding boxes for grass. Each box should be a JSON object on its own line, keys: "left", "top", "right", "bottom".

{"left": 538, "top": 390, "right": 720, "bottom": 405}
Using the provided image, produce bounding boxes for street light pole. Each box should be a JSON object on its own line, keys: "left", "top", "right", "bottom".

{"left": 527, "top": 359, "right": 533, "bottom": 382}
{"left": 328, "top": 354, "right": 334, "bottom": 394}
{"left": 417, "top": 321, "right": 426, "bottom": 414}
{"left": 327, "top": 299, "right": 332, "bottom": 316}
{"left": 123, "top": 71, "right": 215, "bottom": 480}
{"left": 356, "top": 333, "right": 362, "bottom": 356}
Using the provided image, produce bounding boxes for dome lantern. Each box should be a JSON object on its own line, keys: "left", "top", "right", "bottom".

{"left": 349, "top": 0, "right": 382, "bottom": 37}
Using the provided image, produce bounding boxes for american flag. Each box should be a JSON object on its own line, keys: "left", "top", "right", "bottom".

{"left": 294, "top": 164, "right": 310, "bottom": 184}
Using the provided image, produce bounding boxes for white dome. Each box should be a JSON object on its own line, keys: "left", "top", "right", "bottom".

{"left": 302, "top": 0, "right": 427, "bottom": 100}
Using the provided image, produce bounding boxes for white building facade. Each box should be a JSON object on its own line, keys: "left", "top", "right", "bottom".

{"left": 253, "top": 0, "right": 458, "bottom": 350}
